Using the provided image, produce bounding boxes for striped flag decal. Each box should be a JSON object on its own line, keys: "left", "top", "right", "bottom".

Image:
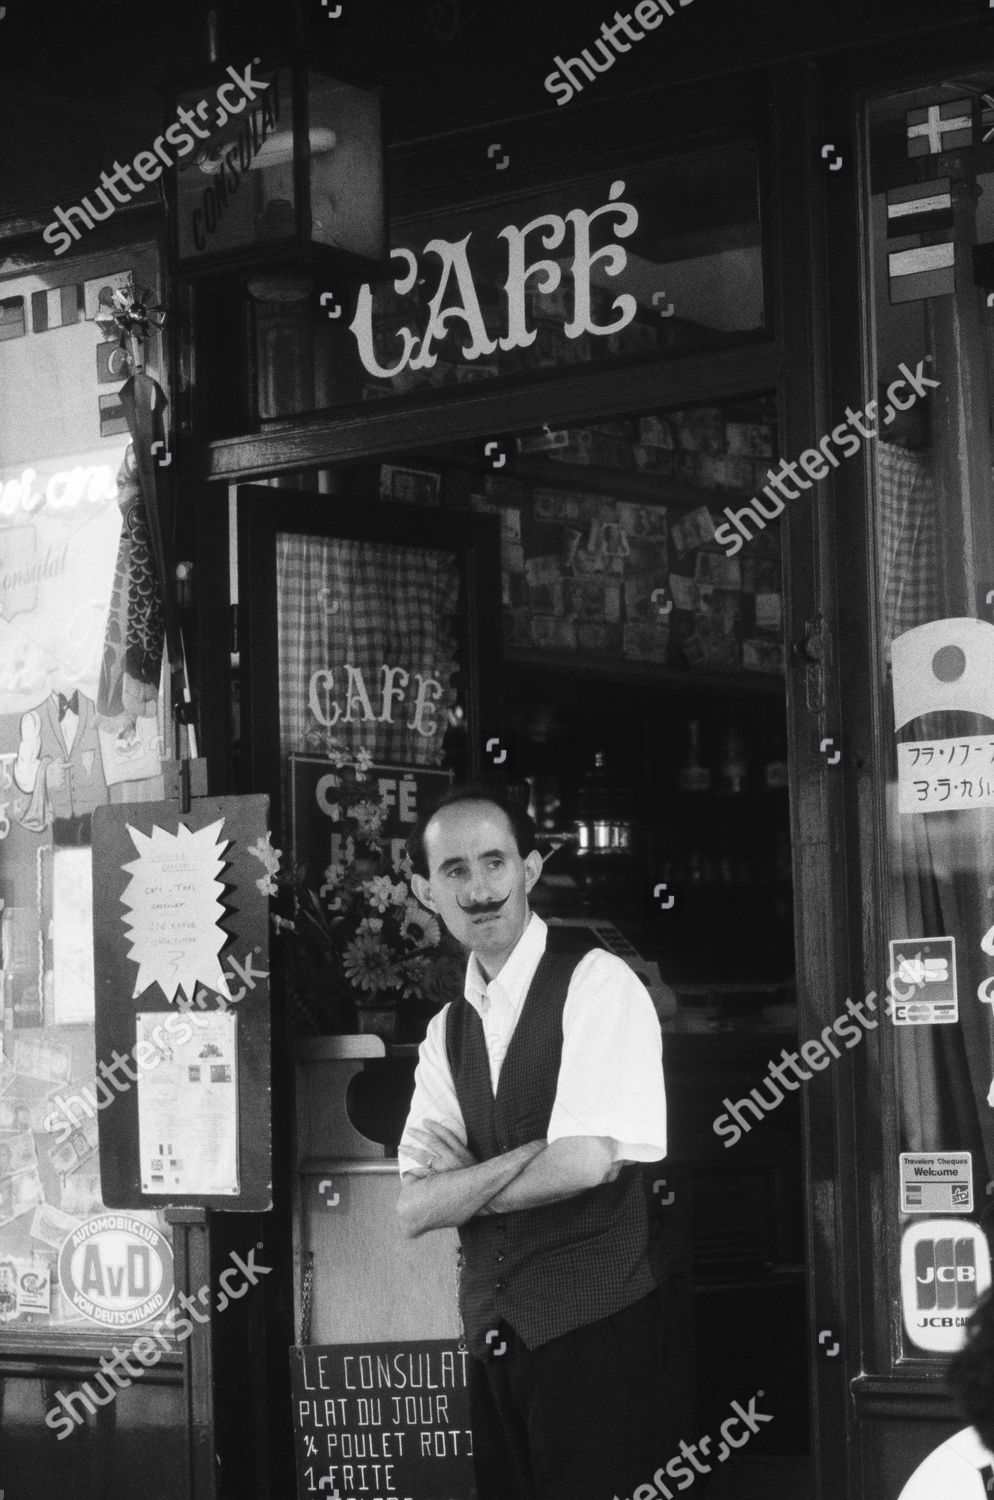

{"left": 98, "top": 392, "right": 129, "bottom": 438}
{"left": 30, "top": 285, "right": 81, "bottom": 332}
{"left": 887, "top": 179, "right": 953, "bottom": 238}
{"left": 888, "top": 243, "right": 955, "bottom": 304}
{"left": 0, "top": 296, "right": 25, "bottom": 341}
{"left": 906, "top": 100, "right": 973, "bottom": 157}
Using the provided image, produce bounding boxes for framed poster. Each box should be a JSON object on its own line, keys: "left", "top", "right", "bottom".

{"left": 91, "top": 795, "right": 272, "bottom": 1212}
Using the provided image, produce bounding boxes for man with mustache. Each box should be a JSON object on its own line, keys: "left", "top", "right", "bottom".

{"left": 398, "top": 784, "right": 668, "bottom": 1500}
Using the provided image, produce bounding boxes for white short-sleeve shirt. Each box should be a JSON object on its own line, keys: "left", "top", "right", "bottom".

{"left": 896, "top": 1427, "right": 994, "bottom": 1499}
{"left": 398, "top": 912, "right": 667, "bottom": 1177}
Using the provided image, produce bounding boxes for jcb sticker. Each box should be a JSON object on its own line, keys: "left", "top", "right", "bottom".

{"left": 900, "top": 1217, "right": 990, "bottom": 1352}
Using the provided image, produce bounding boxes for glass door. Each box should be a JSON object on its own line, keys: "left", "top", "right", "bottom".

{"left": 236, "top": 377, "right": 808, "bottom": 1492}
{"left": 835, "top": 62, "right": 994, "bottom": 1500}
{"left": 865, "top": 73, "right": 994, "bottom": 1361}
{"left": 238, "top": 493, "right": 501, "bottom": 1036}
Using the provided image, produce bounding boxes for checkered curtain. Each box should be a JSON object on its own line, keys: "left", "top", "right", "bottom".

{"left": 276, "top": 532, "right": 460, "bottom": 766}
{"left": 877, "top": 440, "right": 940, "bottom": 652}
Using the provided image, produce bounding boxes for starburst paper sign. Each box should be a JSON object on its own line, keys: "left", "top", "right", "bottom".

{"left": 121, "top": 820, "right": 233, "bottom": 1004}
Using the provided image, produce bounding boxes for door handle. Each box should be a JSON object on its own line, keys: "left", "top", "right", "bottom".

{"left": 793, "top": 615, "right": 826, "bottom": 664}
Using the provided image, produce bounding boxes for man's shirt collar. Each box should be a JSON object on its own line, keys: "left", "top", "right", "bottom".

{"left": 464, "top": 912, "right": 547, "bottom": 1016}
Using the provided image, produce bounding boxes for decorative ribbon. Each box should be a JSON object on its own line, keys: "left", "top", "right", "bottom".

{"left": 95, "top": 275, "right": 181, "bottom": 741}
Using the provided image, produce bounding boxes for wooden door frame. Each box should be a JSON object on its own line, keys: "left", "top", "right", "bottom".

{"left": 809, "top": 18, "right": 994, "bottom": 1497}
{"left": 192, "top": 60, "right": 846, "bottom": 1497}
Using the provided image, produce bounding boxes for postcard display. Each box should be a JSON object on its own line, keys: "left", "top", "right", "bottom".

{"left": 91, "top": 795, "right": 272, "bottom": 1211}
{"left": 380, "top": 404, "right": 785, "bottom": 676}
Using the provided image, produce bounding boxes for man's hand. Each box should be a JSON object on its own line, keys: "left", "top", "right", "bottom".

{"left": 405, "top": 1120, "right": 477, "bottom": 1174}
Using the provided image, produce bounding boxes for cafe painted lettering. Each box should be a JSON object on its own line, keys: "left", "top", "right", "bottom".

{"left": 350, "top": 181, "right": 639, "bottom": 378}
{"left": 293, "top": 761, "right": 449, "bottom": 885}
{"left": 308, "top": 665, "right": 444, "bottom": 737}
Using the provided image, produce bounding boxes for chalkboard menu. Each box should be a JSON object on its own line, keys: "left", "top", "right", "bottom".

{"left": 290, "top": 1340, "right": 475, "bottom": 1500}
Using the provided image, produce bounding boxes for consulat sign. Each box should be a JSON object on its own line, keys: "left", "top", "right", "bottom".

{"left": 58, "top": 1212, "right": 174, "bottom": 1328}
{"left": 172, "top": 70, "right": 282, "bottom": 263}
{"left": 349, "top": 180, "right": 639, "bottom": 378}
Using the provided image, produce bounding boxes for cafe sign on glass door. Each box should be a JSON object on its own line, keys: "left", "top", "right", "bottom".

{"left": 349, "top": 180, "right": 639, "bottom": 378}
{"left": 307, "top": 663, "right": 446, "bottom": 739}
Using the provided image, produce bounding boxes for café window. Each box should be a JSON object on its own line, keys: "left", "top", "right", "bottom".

{"left": 239, "top": 490, "right": 502, "bottom": 1040}
{"left": 367, "top": 398, "right": 789, "bottom": 990}
{"left": 251, "top": 146, "right": 768, "bottom": 421}
{"left": 865, "top": 76, "right": 994, "bottom": 1359}
{"left": 0, "top": 249, "right": 173, "bottom": 1336}
{"left": 276, "top": 533, "right": 462, "bottom": 770}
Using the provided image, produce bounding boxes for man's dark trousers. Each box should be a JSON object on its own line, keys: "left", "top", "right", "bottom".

{"left": 468, "top": 1283, "right": 669, "bottom": 1500}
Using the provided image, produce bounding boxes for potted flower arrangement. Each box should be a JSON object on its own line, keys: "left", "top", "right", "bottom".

{"left": 273, "top": 745, "right": 464, "bottom": 1040}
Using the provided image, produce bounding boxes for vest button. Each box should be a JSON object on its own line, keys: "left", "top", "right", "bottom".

{"left": 495, "top": 1281, "right": 506, "bottom": 1292}
{"left": 495, "top": 1253, "right": 505, "bottom": 1263}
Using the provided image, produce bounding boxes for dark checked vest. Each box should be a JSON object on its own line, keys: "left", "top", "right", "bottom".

{"left": 447, "top": 942, "right": 656, "bottom": 1360}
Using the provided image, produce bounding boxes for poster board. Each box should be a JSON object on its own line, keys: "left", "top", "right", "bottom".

{"left": 289, "top": 758, "right": 451, "bottom": 885}
{"left": 91, "top": 795, "right": 272, "bottom": 1211}
{"left": 290, "top": 1340, "right": 474, "bottom": 1500}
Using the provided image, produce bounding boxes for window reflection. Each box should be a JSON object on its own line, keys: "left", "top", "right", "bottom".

{"left": 0, "top": 255, "right": 173, "bottom": 1336}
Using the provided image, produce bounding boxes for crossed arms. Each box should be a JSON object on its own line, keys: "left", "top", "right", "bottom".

{"left": 396, "top": 1120, "right": 619, "bottom": 1239}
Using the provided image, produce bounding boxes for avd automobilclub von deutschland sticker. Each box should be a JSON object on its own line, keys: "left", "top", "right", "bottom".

{"left": 57, "top": 1212, "right": 173, "bottom": 1327}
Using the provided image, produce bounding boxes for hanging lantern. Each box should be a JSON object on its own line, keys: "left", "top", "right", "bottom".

{"left": 169, "top": 56, "right": 386, "bottom": 282}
